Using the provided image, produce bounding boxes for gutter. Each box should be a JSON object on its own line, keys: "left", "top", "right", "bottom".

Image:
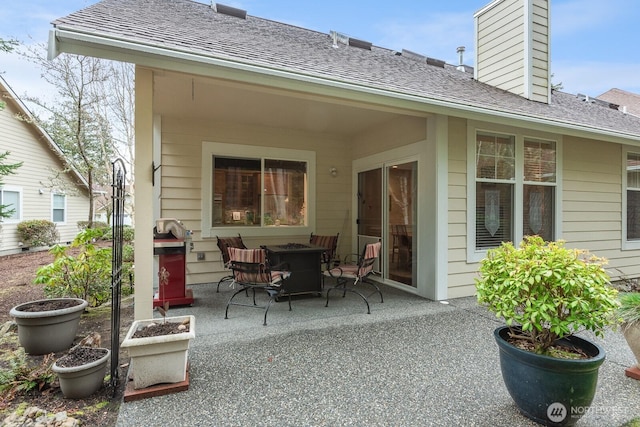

{"left": 49, "top": 27, "right": 640, "bottom": 144}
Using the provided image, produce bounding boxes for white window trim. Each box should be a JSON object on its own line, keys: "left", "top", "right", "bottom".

{"left": 623, "top": 147, "right": 640, "bottom": 250}
{"left": 200, "top": 141, "right": 316, "bottom": 238}
{"left": 466, "top": 122, "right": 562, "bottom": 263}
{"left": 0, "top": 185, "right": 23, "bottom": 223}
{"left": 51, "top": 192, "right": 67, "bottom": 224}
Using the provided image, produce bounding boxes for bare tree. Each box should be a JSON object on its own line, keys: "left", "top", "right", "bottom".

{"left": 20, "top": 44, "right": 122, "bottom": 228}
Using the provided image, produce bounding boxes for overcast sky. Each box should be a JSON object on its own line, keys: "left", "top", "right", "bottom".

{"left": 1, "top": 0, "right": 639, "bottom": 101}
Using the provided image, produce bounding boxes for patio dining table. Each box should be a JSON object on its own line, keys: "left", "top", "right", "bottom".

{"left": 262, "top": 243, "right": 325, "bottom": 297}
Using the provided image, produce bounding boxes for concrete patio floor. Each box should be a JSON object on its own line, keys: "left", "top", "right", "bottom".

{"left": 116, "top": 281, "right": 640, "bottom": 426}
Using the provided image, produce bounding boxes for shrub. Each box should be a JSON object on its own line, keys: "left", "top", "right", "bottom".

{"left": 122, "top": 225, "right": 134, "bottom": 242}
{"left": 16, "top": 220, "right": 59, "bottom": 247}
{"left": 475, "top": 235, "right": 619, "bottom": 355}
{"left": 77, "top": 221, "right": 108, "bottom": 230}
{"left": 34, "top": 228, "right": 112, "bottom": 307}
{"left": 0, "top": 349, "right": 55, "bottom": 403}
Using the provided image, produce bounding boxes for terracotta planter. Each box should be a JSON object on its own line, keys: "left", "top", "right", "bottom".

{"left": 9, "top": 298, "right": 88, "bottom": 355}
{"left": 494, "top": 326, "right": 605, "bottom": 426}
{"left": 121, "top": 315, "right": 195, "bottom": 389}
{"left": 53, "top": 347, "right": 110, "bottom": 399}
{"left": 622, "top": 323, "right": 640, "bottom": 368}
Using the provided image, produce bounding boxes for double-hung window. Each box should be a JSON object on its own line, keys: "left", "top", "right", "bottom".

{"left": 52, "top": 193, "right": 66, "bottom": 223}
{"left": 0, "top": 186, "right": 21, "bottom": 222}
{"left": 468, "top": 128, "right": 558, "bottom": 260}
{"left": 624, "top": 150, "right": 640, "bottom": 247}
{"left": 201, "top": 142, "right": 315, "bottom": 237}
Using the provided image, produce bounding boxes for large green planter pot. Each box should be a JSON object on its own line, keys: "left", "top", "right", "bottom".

{"left": 9, "top": 298, "right": 88, "bottom": 355}
{"left": 494, "top": 326, "right": 605, "bottom": 426}
{"left": 53, "top": 347, "right": 110, "bottom": 399}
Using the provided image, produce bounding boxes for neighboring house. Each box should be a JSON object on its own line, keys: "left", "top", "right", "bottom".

{"left": 49, "top": 0, "right": 640, "bottom": 320}
{"left": 0, "top": 76, "right": 90, "bottom": 255}
{"left": 93, "top": 184, "right": 134, "bottom": 226}
{"left": 598, "top": 88, "right": 640, "bottom": 117}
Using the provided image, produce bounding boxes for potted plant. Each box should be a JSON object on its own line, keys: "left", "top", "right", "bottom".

{"left": 476, "top": 236, "right": 619, "bottom": 426}
{"left": 121, "top": 315, "right": 195, "bottom": 389}
{"left": 9, "top": 297, "right": 88, "bottom": 355}
{"left": 52, "top": 346, "right": 110, "bottom": 399}
{"left": 618, "top": 292, "right": 640, "bottom": 379}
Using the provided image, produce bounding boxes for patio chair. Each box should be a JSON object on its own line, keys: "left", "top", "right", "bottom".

{"left": 309, "top": 232, "right": 339, "bottom": 286}
{"left": 215, "top": 234, "right": 247, "bottom": 292}
{"left": 224, "top": 247, "right": 292, "bottom": 326}
{"left": 323, "top": 241, "right": 383, "bottom": 314}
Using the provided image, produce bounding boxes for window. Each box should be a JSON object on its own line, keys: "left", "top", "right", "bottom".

{"left": 625, "top": 151, "right": 640, "bottom": 244}
{"left": 0, "top": 186, "right": 21, "bottom": 222}
{"left": 469, "top": 128, "right": 558, "bottom": 258}
{"left": 202, "top": 142, "right": 315, "bottom": 237}
{"left": 52, "top": 193, "right": 66, "bottom": 223}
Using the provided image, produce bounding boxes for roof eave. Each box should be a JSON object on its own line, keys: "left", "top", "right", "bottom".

{"left": 0, "top": 73, "right": 91, "bottom": 191}
{"left": 49, "top": 27, "right": 640, "bottom": 145}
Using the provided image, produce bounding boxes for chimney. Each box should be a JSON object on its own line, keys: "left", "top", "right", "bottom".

{"left": 474, "top": 0, "right": 551, "bottom": 104}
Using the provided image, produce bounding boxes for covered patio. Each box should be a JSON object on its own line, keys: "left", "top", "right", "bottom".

{"left": 116, "top": 283, "right": 639, "bottom": 426}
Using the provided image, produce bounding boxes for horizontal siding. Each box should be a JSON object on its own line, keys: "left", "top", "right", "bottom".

{"left": 562, "top": 136, "right": 640, "bottom": 282}
{"left": 0, "top": 94, "right": 89, "bottom": 255}
{"left": 477, "top": 0, "right": 525, "bottom": 96}
{"left": 161, "top": 114, "right": 423, "bottom": 284}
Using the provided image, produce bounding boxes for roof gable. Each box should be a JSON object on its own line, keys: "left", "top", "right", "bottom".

{"left": 0, "top": 75, "right": 90, "bottom": 192}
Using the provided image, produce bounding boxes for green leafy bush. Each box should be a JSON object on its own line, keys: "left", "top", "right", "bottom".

{"left": 122, "top": 225, "right": 134, "bottom": 242}
{"left": 16, "top": 219, "right": 59, "bottom": 247}
{"left": 0, "top": 349, "right": 55, "bottom": 402}
{"left": 476, "top": 235, "right": 619, "bottom": 355}
{"left": 34, "top": 228, "right": 112, "bottom": 307}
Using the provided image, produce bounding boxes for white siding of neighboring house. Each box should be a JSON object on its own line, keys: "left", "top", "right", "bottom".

{"left": 0, "top": 91, "right": 90, "bottom": 255}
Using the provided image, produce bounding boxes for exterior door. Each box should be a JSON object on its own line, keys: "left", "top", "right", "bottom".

{"left": 387, "top": 161, "right": 417, "bottom": 287}
{"left": 357, "top": 168, "right": 382, "bottom": 273}
{"left": 357, "top": 161, "right": 418, "bottom": 286}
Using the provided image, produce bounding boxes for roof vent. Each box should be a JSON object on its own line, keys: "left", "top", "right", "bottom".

{"left": 329, "top": 31, "right": 371, "bottom": 50}
{"left": 426, "top": 57, "right": 446, "bottom": 68}
{"left": 213, "top": 3, "right": 247, "bottom": 19}
{"left": 401, "top": 49, "right": 426, "bottom": 62}
{"left": 348, "top": 37, "right": 372, "bottom": 51}
{"left": 456, "top": 46, "right": 466, "bottom": 72}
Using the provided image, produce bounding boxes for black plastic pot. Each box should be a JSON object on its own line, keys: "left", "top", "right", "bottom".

{"left": 494, "top": 326, "right": 605, "bottom": 426}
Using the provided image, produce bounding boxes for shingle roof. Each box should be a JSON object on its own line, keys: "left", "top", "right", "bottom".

{"left": 52, "top": 0, "right": 640, "bottom": 139}
{"left": 598, "top": 88, "right": 640, "bottom": 118}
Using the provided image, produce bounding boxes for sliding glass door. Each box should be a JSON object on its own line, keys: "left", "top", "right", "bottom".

{"left": 356, "top": 160, "right": 417, "bottom": 287}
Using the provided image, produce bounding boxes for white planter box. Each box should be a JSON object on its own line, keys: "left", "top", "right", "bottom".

{"left": 121, "top": 315, "right": 195, "bottom": 389}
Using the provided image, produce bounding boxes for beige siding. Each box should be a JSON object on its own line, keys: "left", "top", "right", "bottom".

{"left": 561, "top": 136, "right": 640, "bottom": 278}
{"left": 446, "top": 117, "right": 480, "bottom": 296}
{"left": 531, "top": 0, "right": 550, "bottom": 103}
{"left": 476, "top": 0, "right": 525, "bottom": 96}
{"left": 0, "top": 93, "right": 89, "bottom": 255}
{"left": 476, "top": 0, "right": 550, "bottom": 103}
{"left": 161, "top": 118, "right": 353, "bottom": 284}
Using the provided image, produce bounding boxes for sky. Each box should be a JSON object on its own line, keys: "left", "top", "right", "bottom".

{"left": 1, "top": 0, "right": 639, "bottom": 101}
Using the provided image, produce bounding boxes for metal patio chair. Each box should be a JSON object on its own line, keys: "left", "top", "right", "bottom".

{"left": 323, "top": 241, "right": 383, "bottom": 314}
{"left": 215, "top": 234, "right": 247, "bottom": 292}
{"left": 310, "top": 232, "right": 339, "bottom": 287}
{"left": 224, "top": 247, "right": 292, "bottom": 326}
